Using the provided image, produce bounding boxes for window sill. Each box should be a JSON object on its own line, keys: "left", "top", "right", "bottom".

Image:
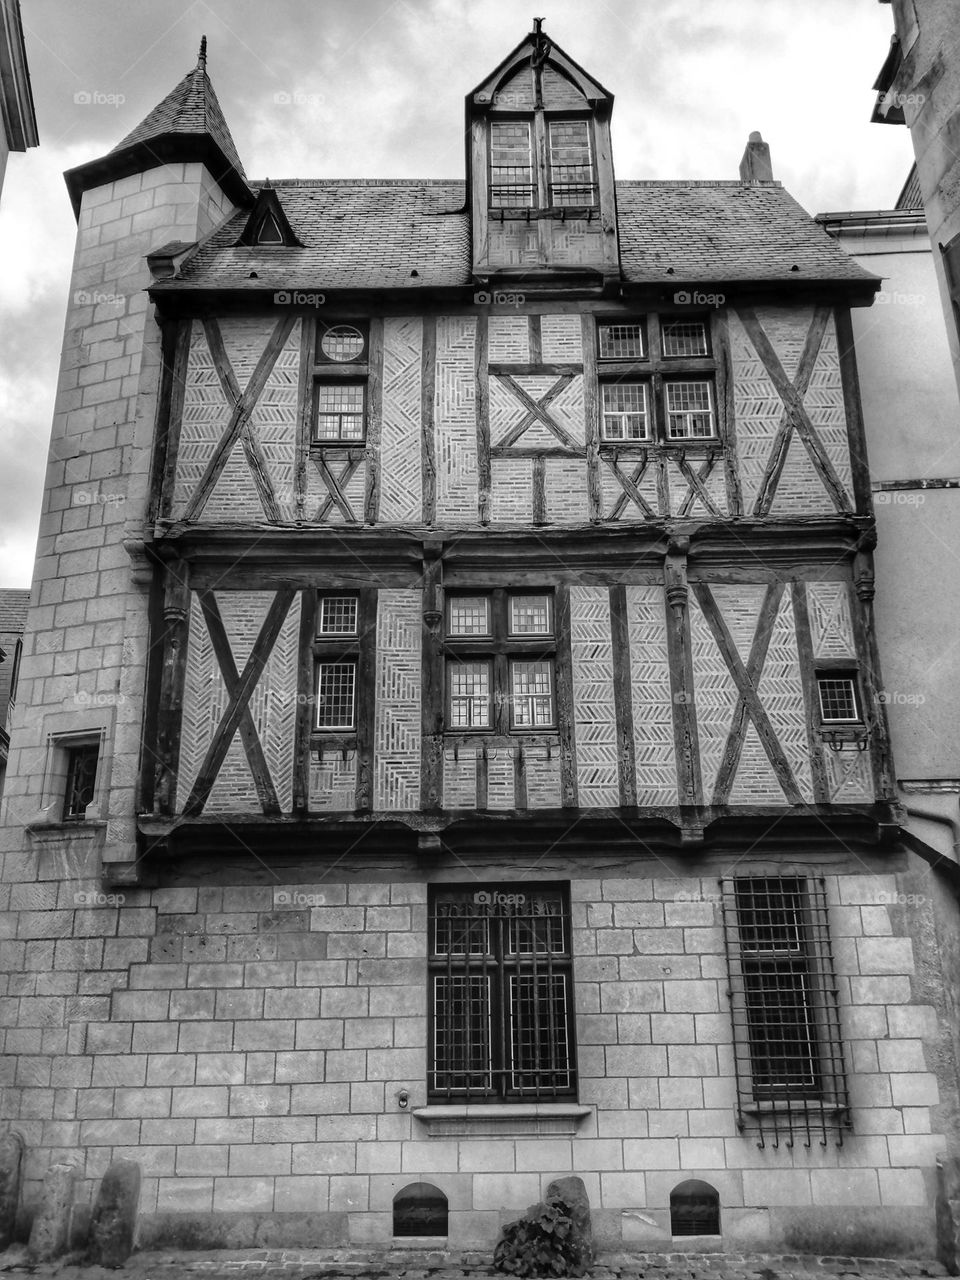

{"left": 412, "top": 1103, "right": 591, "bottom": 1138}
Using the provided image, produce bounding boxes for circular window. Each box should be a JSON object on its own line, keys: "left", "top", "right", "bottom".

{"left": 321, "top": 325, "right": 365, "bottom": 362}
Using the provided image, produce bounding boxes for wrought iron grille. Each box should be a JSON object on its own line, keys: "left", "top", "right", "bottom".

{"left": 719, "top": 875, "right": 850, "bottom": 1148}
{"left": 428, "top": 884, "right": 575, "bottom": 1101}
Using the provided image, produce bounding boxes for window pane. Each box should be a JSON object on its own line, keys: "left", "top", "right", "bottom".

{"left": 320, "top": 325, "right": 366, "bottom": 363}
{"left": 734, "top": 876, "right": 805, "bottom": 953}
{"left": 318, "top": 596, "right": 358, "bottom": 635}
{"left": 509, "top": 594, "right": 552, "bottom": 636}
{"left": 548, "top": 120, "right": 595, "bottom": 205}
{"left": 511, "top": 660, "right": 554, "bottom": 727}
{"left": 449, "top": 661, "right": 491, "bottom": 728}
{"left": 316, "top": 662, "right": 356, "bottom": 729}
{"left": 433, "top": 974, "right": 492, "bottom": 1092}
{"left": 665, "top": 379, "right": 715, "bottom": 439}
{"left": 434, "top": 904, "right": 490, "bottom": 956}
{"left": 509, "top": 973, "right": 572, "bottom": 1092}
{"left": 662, "top": 319, "right": 709, "bottom": 357}
{"left": 64, "top": 745, "right": 98, "bottom": 819}
{"left": 490, "top": 122, "right": 534, "bottom": 207}
{"left": 448, "top": 596, "right": 491, "bottom": 636}
{"left": 601, "top": 382, "right": 648, "bottom": 441}
{"left": 743, "top": 961, "right": 820, "bottom": 1090}
{"left": 817, "top": 676, "right": 860, "bottom": 723}
{"left": 315, "top": 383, "right": 365, "bottom": 441}
{"left": 599, "top": 322, "right": 645, "bottom": 360}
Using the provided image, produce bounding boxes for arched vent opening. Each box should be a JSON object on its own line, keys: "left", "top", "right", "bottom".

{"left": 670, "top": 1179, "right": 720, "bottom": 1237}
{"left": 393, "top": 1182, "right": 449, "bottom": 1238}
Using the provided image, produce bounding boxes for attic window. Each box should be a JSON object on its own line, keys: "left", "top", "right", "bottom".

{"left": 256, "top": 213, "right": 283, "bottom": 245}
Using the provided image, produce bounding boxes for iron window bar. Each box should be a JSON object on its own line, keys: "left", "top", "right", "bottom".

{"left": 63, "top": 743, "right": 99, "bottom": 821}
{"left": 428, "top": 884, "right": 575, "bottom": 1102}
{"left": 719, "top": 875, "right": 850, "bottom": 1149}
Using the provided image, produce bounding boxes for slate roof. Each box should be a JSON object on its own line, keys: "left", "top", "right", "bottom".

{"left": 0, "top": 589, "right": 30, "bottom": 633}
{"left": 895, "top": 164, "right": 923, "bottom": 211}
{"left": 112, "top": 60, "right": 246, "bottom": 179}
{"left": 157, "top": 178, "right": 877, "bottom": 294}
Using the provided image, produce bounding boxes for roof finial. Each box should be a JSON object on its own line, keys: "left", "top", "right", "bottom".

{"left": 533, "top": 17, "right": 544, "bottom": 34}
{"left": 198, "top": 35, "right": 207, "bottom": 71}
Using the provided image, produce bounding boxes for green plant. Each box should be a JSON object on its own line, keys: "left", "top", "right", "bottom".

{"left": 493, "top": 1197, "right": 589, "bottom": 1278}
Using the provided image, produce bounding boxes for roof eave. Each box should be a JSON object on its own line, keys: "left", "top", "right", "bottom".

{"left": 63, "top": 133, "right": 254, "bottom": 219}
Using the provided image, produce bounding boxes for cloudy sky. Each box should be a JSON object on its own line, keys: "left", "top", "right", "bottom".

{"left": 0, "top": 0, "right": 913, "bottom": 588}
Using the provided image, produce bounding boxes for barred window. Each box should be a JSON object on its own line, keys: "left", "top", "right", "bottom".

{"left": 665, "top": 380, "right": 716, "bottom": 439}
{"left": 429, "top": 884, "right": 575, "bottom": 1101}
{"left": 548, "top": 120, "right": 596, "bottom": 206}
{"left": 720, "top": 875, "right": 850, "bottom": 1147}
{"left": 601, "top": 382, "right": 649, "bottom": 441}
{"left": 490, "top": 121, "right": 534, "bottom": 207}
{"left": 64, "top": 744, "right": 98, "bottom": 821}
{"left": 314, "top": 381, "right": 365, "bottom": 442}
{"left": 444, "top": 590, "right": 555, "bottom": 736}
{"left": 661, "top": 318, "right": 709, "bottom": 358}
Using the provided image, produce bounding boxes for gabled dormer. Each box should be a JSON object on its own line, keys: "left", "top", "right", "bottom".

{"left": 466, "top": 20, "right": 619, "bottom": 285}
{"left": 235, "top": 183, "right": 304, "bottom": 247}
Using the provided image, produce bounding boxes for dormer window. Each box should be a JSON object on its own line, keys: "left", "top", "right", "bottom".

{"left": 548, "top": 120, "right": 595, "bottom": 205}
{"left": 255, "top": 212, "right": 283, "bottom": 245}
{"left": 488, "top": 117, "right": 596, "bottom": 211}
{"left": 490, "top": 122, "right": 534, "bottom": 208}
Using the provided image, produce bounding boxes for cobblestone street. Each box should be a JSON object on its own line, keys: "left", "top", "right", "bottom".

{"left": 0, "top": 1250, "right": 951, "bottom": 1280}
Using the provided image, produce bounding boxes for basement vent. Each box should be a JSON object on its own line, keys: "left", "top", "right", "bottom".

{"left": 670, "top": 1180, "right": 720, "bottom": 1237}
{"left": 393, "top": 1183, "right": 448, "bottom": 1238}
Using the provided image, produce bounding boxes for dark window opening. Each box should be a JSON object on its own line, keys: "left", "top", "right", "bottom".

{"left": 255, "top": 213, "right": 283, "bottom": 245}
{"left": 393, "top": 1183, "right": 448, "bottom": 1238}
{"left": 670, "top": 1180, "right": 720, "bottom": 1237}
{"left": 64, "top": 744, "right": 98, "bottom": 820}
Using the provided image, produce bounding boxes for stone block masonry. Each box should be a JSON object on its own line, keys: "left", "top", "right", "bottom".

{"left": 0, "top": 863, "right": 951, "bottom": 1254}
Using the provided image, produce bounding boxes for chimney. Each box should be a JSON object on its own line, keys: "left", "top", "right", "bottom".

{"left": 739, "top": 131, "right": 773, "bottom": 183}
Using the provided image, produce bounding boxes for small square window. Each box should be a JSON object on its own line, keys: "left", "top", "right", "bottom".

{"left": 64, "top": 744, "right": 98, "bottom": 821}
{"left": 314, "top": 382, "right": 365, "bottom": 442}
{"left": 665, "top": 380, "right": 715, "bottom": 440}
{"left": 661, "top": 319, "right": 709, "bottom": 358}
{"left": 598, "top": 322, "right": 645, "bottom": 360}
{"left": 449, "top": 661, "right": 492, "bottom": 728}
{"left": 601, "top": 382, "right": 649, "bottom": 441}
{"left": 509, "top": 594, "right": 552, "bottom": 636}
{"left": 817, "top": 674, "right": 861, "bottom": 724}
{"left": 318, "top": 596, "right": 358, "bottom": 636}
{"left": 448, "top": 596, "right": 491, "bottom": 637}
{"left": 316, "top": 662, "right": 356, "bottom": 730}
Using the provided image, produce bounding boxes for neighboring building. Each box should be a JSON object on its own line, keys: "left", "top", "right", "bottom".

{"left": 0, "top": 0, "right": 38, "bottom": 199}
{"left": 874, "top": 0, "right": 960, "bottom": 402}
{"left": 818, "top": 172, "right": 960, "bottom": 919}
{"left": 2, "top": 24, "right": 959, "bottom": 1258}
{"left": 0, "top": 588, "right": 29, "bottom": 803}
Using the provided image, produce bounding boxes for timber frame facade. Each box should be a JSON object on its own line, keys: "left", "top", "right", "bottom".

{"left": 2, "top": 21, "right": 959, "bottom": 1260}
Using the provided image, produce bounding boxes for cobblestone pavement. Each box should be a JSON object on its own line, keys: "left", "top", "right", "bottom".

{"left": 0, "top": 1248, "right": 950, "bottom": 1280}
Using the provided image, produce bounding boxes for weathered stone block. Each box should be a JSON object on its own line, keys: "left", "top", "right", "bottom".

{"left": 87, "top": 1159, "right": 140, "bottom": 1266}
{"left": 27, "top": 1162, "right": 76, "bottom": 1261}
{"left": 938, "top": 1155, "right": 960, "bottom": 1275}
{"left": 0, "top": 1132, "right": 24, "bottom": 1248}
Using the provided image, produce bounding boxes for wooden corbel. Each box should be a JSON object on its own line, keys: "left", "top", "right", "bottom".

{"left": 665, "top": 536, "right": 690, "bottom": 613}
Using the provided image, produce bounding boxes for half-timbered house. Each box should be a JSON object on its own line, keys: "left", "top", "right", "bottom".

{"left": 1, "top": 23, "right": 958, "bottom": 1257}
